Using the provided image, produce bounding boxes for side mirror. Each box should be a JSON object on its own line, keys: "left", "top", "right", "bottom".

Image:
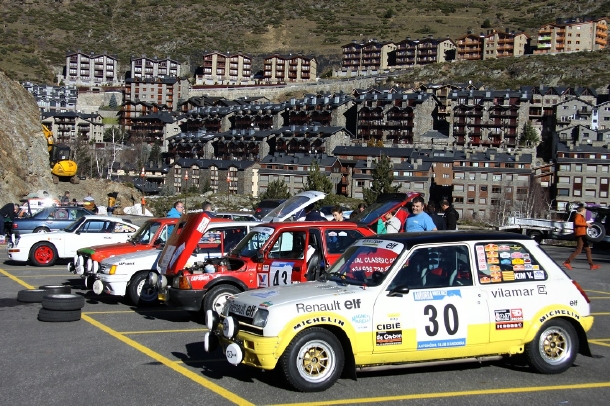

{"left": 256, "top": 249, "right": 264, "bottom": 263}
{"left": 153, "top": 238, "right": 163, "bottom": 246}
{"left": 387, "top": 285, "right": 410, "bottom": 297}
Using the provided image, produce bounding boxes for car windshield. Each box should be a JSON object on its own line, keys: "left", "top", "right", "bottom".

{"left": 322, "top": 239, "right": 404, "bottom": 287}
{"left": 230, "top": 227, "right": 275, "bottom": 258}
{"left": 128, "top": 221, "right": 162, "bottom": 244}
{"left": 349, "top": 200, "right": 402, "bottom": 225}
{"left": 264, "top": 196, "right": 312, "bottom": 220}
{"left": 63, "top": 216, "right": 87, "bottom": 233}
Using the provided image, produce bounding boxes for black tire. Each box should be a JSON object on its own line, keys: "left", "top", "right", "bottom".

{"left": 84, "top": 275, "right": 95, "bottom": 290}
{"left": 38, "top": 308, "right": 81, "bottom": 322}
{"left": 202, "top": 285, "right": 241, "bottom": 314}
{"left": 17, "top": 289, "right": 47, "bottom": 303}
{"left": 41, "top": 294, "right": 85, "bottom": 311}
{"left": 528, "top": 231, "right": 544, "bottom": 244}
{"left": 586, "top": 222, "right": 606, "bottom": 243}
{"left": 39, "top": 285, "right": 71, "bottom": 294}
{"left": 279, "top": 327, "right": 344, "bottom": 392}
{"left": 29, "top": 242, "right": 58, "bottom": 267}
{"left": 127, "top": 271, "right": 158, "bottom": 306}
{"left": 33, "top": 227, "right": 50, "bottom": 233}
{"left": 525, "top": 318, "right": 578, "bottom": 374}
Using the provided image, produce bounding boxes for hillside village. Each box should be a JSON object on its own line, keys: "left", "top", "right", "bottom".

{"left": 18, "top": 15, "right": 610, "bottom": 221}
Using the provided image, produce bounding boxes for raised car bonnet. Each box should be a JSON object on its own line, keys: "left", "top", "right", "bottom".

{"left": 157, "top": 213, "right": 212, "bottom": 274}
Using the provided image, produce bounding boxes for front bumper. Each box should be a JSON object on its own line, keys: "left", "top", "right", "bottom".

{"left": 217, "top": 330, "right": 280, "bottom": 370}
{"left": 97, "top": 274, "right": 129, "bottom": 296}
{"left": 6, "top": 246, "right": 28, "bottom": 262}
{"left": 165, "top": 287, "right": 206, "bottom": 312}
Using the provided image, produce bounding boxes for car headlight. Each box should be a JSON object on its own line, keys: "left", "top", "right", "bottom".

{"left": 108, "top": 265, "right": 117, "bottom": 275}
{"left": 252, "top": 309, "right": 269, "bottom": 328}
{"left": 92, "top": 261, "right": 99, "bottom": 273}
{"left": 86, "top": 258, "right": 93, "bottom": 272}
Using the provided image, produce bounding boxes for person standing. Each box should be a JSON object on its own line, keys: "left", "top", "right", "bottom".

{"left": 440, "top": 199, "right": 459, "bottom": 231}
{"left": 427, "top": 202, "right": 447, "bottom": 231}
{"left": 406, "top": 197, "right": 437, "bottom": 232}
{"left": 60, "top": 191, "right": 70, "bottom": 206}
{"left": 331, "top": 206, "right": 344, "bottom": 221}
{"left": 564, "top": 206, "right": 601, "bottom": 270}
{"left": 0, "top": 203, "right": 19, "bottom": 239}
{"left": 167, "top": 201, "right": 185, "bottom": 218}
{"left": 304, "top": 204, "right": 326, "bottom": 221}
{"left": 201, "top": 201, "right": 216, "bottom": 217}
{"left": 357, "top": 203, "right": 366, "bottom": 213}
{"left": 141, "top": 196, "right": 146, "bottom": 215}
{"left": 384, "top": 209, "right": 401, "bottom": 233}
{"left": 107, "top": 194, "right": 117, "bottom": 216}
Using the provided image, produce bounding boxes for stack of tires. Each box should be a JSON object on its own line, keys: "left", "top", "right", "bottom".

{"left": 16, "top": 285, "right": 85, "bottom": 322}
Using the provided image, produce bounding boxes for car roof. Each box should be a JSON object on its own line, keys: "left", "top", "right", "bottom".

{"left": 255, "top": 221, "right": 370, "bottom": 230}
{"left": 373, "top": 231, "right": 533, "bottom": 246}
{"left": 82, "top": 215, "right": 134, "bottom": 222}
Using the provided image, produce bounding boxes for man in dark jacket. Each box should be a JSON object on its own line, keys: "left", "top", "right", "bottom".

{"left": 0, "top": 203, "right": 19, "bottom": 238}
{"left": 303, "top": 204, "right": 326, "bottom": 221}
{"left": 440, "top": 199, "right": 459, "bottom": 230}
{"left": 427, "top": 202, "right": 446, "bottom": 231}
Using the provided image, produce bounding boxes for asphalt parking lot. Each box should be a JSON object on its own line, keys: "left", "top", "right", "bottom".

{"left": 2, "top": 244, "right": 610, "bottom": 405}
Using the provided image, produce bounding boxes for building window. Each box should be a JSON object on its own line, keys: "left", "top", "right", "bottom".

{"left": 586, "top": 177, "right": 597, "bottom": 185}
{"left": 454, "top": 197, "right": 464, "bottom": 203}
{"left": 557, "top": 176, "right": 570, "bottom": 184}
{"left": 574, "top": 189, "right": 582, "bottom": 197}
{"left": 517, "top": 187, "right": 528, "bottom": 195}
{"left": 467, "top": 197, "right": 475, "bottom": 204}
{"left": 468, "top": 185, "right": 475, "bottom": 192}
{"left": 442, "top": 173, "right": 450, "bottom": 179}
{"left": 557, "top": 188, "right": 570, "bottom": 196}
{"left": 454, "top": 184, "right": 464, "bottom": 192}
{"left": 602, "top": 191, "right": 608, "bottom": 198}
{"left": 480, "top": 173, "right": 488, "bottom": 180}
{"left": 469, "top": 173, "right": 476, "bottom": 180}
{"left": 356, "top": 181, "right": 365, "bottom": 187}
{"left": 559, "top": 164, "right": 570, "bottom": 171}
{"left": 492, "top": 186, "right": 501, "bottom": 193}
{"left": 492, "top": 174, "right": 502, "bottom": 181}
{"left": 479, "top": 198, "right": 486, "bottom": 204}
{"left": 491, "top": 199, "right": 500, "bottom": 205}
{"left": 454, "top": 172, "right": 465, "bottom": 179}
{"left": 480, "top": 186, "right": 488, "bottom": 192}
{"left": 575, "top": 164, "right": 582, "bottom": 172}
{"left": 587, "top": 165, "right": 597, "bottom": 172}
{"left": 585, "top": 190, "right": 596, "bottom": 197}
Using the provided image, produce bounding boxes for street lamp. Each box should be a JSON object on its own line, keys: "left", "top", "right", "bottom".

{"left": 184, "top": 170, "right": 189, "bottom": 212}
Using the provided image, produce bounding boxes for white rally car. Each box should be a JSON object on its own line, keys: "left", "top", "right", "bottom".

{"left": 207, "top": 231, "right": 594, "bottom": 392}
{"left": 93, "top": 221, "right": 257, "bottom": 306}
{"left": 7, "top": 215, "right": 138, "bottom": 266}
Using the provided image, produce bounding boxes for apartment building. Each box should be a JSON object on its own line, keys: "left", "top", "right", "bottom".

{"left": 130, "top": 55, "right": 181, "bottom": 79}
{"left": 64, "top": 51, "right": 119, "bottom": 86}
{"left": 448, "top": 89, "right": 530, "bottom": 147}
{"left": 258, "top": 153, "right": 342, "bottom": 196}
{"left": 123, "top": 76, "right": 187, "bottom": 111}
{"left": 41, "top": 111, "right": 104, "bottom": 143}
{"left": 22, "top": 82, "right": 78, "bottom": 112}
{"left": 196, "top": 52, "right": 253, "bottom": 85}
{"left": 483, "top": 31, "right": 530, "bottom": 59}
{"left": 263, "top": 54, "right": 317, "bottom": 84}
{"left": 285, "top": 93, "right": 355, "bottom": 129}
{"left": 393, "top": 37, "right": 456, "bottom": 68}
{"left": 535, "top": 17, "right": 608, "bottom": 54}
{"left": 553, "top": 98, "right": 596, "bottom": 133}
{"left": 354, "top": 91, "right": 437, "bottom": 145}
{"left": 168, "top": 158, "right": 259, "bottom": 195}
{"left": 339, "top": 40, "right": 397, "bottom": 76}
{"left": 128, "top": 111, "right": 179, "bottom": 145}
{"left": 456, "top": 34, "right": 485, "bottom": 60}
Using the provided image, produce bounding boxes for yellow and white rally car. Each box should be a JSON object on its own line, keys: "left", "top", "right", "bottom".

{"left": 205, "top": 231, "right": 594, "bottom": 392}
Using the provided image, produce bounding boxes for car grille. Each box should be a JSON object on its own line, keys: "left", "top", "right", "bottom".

{"left": 223, "top": 313, "right": 263, "bottom": 336}
{"left": 99, "top": 264, "right": 108, "bottom": 274}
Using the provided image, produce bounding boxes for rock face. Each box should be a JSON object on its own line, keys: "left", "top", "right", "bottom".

{"left": 0, "top": 71, "right": 56, "bottom": 206}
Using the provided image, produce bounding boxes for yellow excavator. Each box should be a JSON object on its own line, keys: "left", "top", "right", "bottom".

{"left": 42, "top": 124, "right": 79, "bottom": 184}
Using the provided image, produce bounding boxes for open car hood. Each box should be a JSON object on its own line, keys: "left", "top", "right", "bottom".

{"left": 260, "top": 191, "right": 326, "bottom": 222}
{"left": 157, "top": 213, "right": 212, "bottom": 275}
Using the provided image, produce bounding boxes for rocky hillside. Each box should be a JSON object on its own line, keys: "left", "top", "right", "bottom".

{"left": 0, "top": 71, "right": 141, "bottom": 209}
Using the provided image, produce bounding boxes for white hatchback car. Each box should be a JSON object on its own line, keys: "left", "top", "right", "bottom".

{"left": 7, "top": 215, "right": 138, "bottom": 266}
{"left": 207, "top": 231, "right": 594, "bottom": 392}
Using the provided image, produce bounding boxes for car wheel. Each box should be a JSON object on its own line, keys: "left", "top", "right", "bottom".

{"left": 528, "top": 230, "right": 544, "bottom": 244}
{"left": 128, "top": 271, "right": 158, "bottom": 306}
{"left": 33, "top": 227, "right": 51, "bottom": 233}
{"left": 202, "top": 285, "right": 241, "bottom": 314}
{"left": 41, "top": 294, "right": 85, "bottom": 311}
{"left": 525, "top": 318, "right": 578, "bottom": 374}
{"left": 29, "top": 242, "right": 58, "bottom": 266}
{"left": 280, "top": 327, "right": 344, "bottom": 392}
{"left": 39, "top": 285, "right": 72, "bottom": 294}
{"left": 17, "top": 289, "right": 48, "bottom": 303}
{"left": 586, "top": 222, "right": 606, "bottom": 243}
{"left": 38, "top": 308, "right": 81, "bottom": 322}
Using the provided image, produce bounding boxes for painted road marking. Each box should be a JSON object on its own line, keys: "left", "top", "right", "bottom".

{"left": 0, "top": 268, "right": 34, "bottom": 289}
{"left": 118, "top": 328, "right": 207, "bottom": 334}
{"left": 16, "top": 274, "right": 75, "bottom": 278}
{"left": 83, "top": 309, "right": 185, "bottom": 315}
{"left": 586, "top": 290, "right": 610, "bottom": 295}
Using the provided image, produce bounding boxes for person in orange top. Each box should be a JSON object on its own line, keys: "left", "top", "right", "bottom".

{"left": 564, "top": 206, "right": 601, "bottom": 270}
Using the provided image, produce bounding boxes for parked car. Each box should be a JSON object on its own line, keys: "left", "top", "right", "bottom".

{"left": 12, "top": 206, "right": 93, "bottom": 234}
{"left": 215, "top": 211, "right": 259, "bottom": 222}
{"left": 153, "top": 193, "right": 376, "bottom": 316}
{"left": 7, "top": 215, "right": 138, "bottom": 266}
{"left": 208, "top": 231, "right": 594, "bottom": 392}
{"left": 92, "top": 221, "right": 257, "bottom": 306}
{"left": 69, "top": 217, "right": 180, "bottom": 289}
{"left": 253, "top": 199, "right": 285, "bottom": 220}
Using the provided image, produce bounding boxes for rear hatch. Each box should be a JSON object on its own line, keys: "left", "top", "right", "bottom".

{"left": 260, "top": 191, "right": 326, "bottom": 223}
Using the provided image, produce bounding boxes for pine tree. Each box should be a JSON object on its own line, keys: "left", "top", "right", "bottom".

{"left": 260, "top": 179, "right": 291, "bottom": 199}
{"left": 363, "top": 155, "right": 399, "bottom": 206}
{"left": 303, "top": 160, "right": 333, "bottom": 194}
{"left": 520, "top": 121, "right": 539, "bottom": 146}
{"left": 148, "top": 142, "right": 162, "bottom": 166}
{"left": 108, "top": 94, "right": 118, "bottom": 109}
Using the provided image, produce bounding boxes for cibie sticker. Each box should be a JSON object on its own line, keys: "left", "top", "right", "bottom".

{"left": 197, "top": 216, "right": 211, "bottom": 233}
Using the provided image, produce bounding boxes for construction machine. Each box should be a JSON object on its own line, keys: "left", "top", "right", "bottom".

{"left": 42, "top": 124, "right": 79, "bottom": 184}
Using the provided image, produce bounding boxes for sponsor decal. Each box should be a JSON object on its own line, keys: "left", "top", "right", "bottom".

{"left": 296, "top": 298, "right": 361, "bottom": 313}
{"left": 533, "top": 265, "right": 540, "bottom": 270}
{"left": 250, "top": 290, "right": 279, "bottom": 299}
{"left": 258, "top": 273, "right": 269, "bottom": 287}
{"left": 537, "top": 285, "right": 547, "bottom": 294}
{"left": 491, "top": 287, "right": 539, "bottom": 298}
{"left": 476, "top": 246, "right": 485, "bottom": 252}
{"left": 480, "top": 276, "right": 491, "bottom": 283}
{"left": 495, "top": 308, "right": 523, "bottom": 321}
{"left": 488, "top": 258, "right": 499, "bottom": 264}
{"left": 376, "top": 322, "right": 401, "bottom": 330}
{"left": 512, "top": 258, "right": 525, "bottom": 265}
{"left": 514, "top": 271, "right": 546, "bottom": 281}
{"left": 386, "top": 242, "right": 399, "bottom": 249}
{"left": 524, "top": 264, "right": 533, "bottom": 270}
{"left": 196, "top": 217, "right": 210, "bottom": 233}
{"left": 502, "top": 271, "right": 515, "bottom": 281}
{"left": 511, "top": 252, "right": 523, "bottom": 259}
{"left": 417, "top": 338, "right": 466, "bottom": 349}
{"left": 496, "top": 322, "right": 524, "bottom": 330}
{"left": 498, "top": 245, "right": 511, "bottom": 251}
{"left": 376, "top": 330, "right": 403, "bottom": 346}
{"left": 230, "top": 302, "right": 257, "bottom": 317}
{"left": 539, "top": 309, "right": 580, "bottom": 323}
{"left": 352, "top": 314, "right": 371, "bottom": 324}
{"left": 509, "top": 245, "right": 522, "bottom": 251}
{"left": 413, "top": 289, "right": 462, "bottom": 301}
{"left": 486, "top": 251, "right": 499, "bottom": 258}
{"left": 293, "top": 316, "right": 345, "bottom": 330}
{"left": 191, "top": 274, "right": 211, "bottom": 281}
{"left": 500, "top": 259, "right": 512, "bottom": 265}
{"left": 489, "top": 265, "right": 501, "bottom": 271}
{"left": 259, "top": 301, "right": 273, "bottom": 308}
{"left": 485, "top": 244, "right": 498, "bottom": 251}
{"left": 500, "top": 252, "right": 511, "bottom": 259}
{"left": 118, "top": 262, "right": 135, "bottom": 266}
{"left": 263, "top": 265, "right": 269, "bottom": 271}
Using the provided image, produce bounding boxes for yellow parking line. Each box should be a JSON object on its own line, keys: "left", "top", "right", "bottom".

{"left": 175, "top": 358, "right": 226, "bottom": 364}
{"left": 83, "top": 309, "right": 185, "bottom": 315}
{"left": 0, "top": 266, "right": 252, "bottom": 406}
{"left": 589, "top": 340, "right": 610, "bottom": 348}
{"left": 119, "top": 329, "right": 207, "bottom": 334}
{"left": 586, "top": 290, "right": 610, "bottom": 295}
{"left": 17, "top": 275, "right": 73, "bottom": 278}
{"left": 83, "top": 315, "right": 253, "bottom": 406}
{"left": 271, "top": 382, "right": 610, "bottom": 406}
{"left": 587, "top": 297, "right": 610, "bottom": 299}
{"left": 589, "top": 338, "right": 610, "bottom": 342}
{"left": 591, "top": 312, "right": 610, "bottom": 316}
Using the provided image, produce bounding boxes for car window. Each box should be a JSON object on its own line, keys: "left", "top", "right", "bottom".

{"left": 223, "top": 227, "right": 248, "bottom": 253}
{"left": 325, "top": 229, "right": 365, "bottom": 254}
{"left": 268, "top": 231, "right": 306, "bottom": 260}
{"left": 80, "top": 220, "right": 107, "bottom": 233}
{"left": 474, "top": 242, "right": 547, "bottom": 284}
{"left": 72, "top": 209, "right": 87, "bottom": 220}
{"left": 389, "top": 245, "right": 472, "bottom": 290}
{"left": 258, "top": 200, "right": 282, "bottom": 208}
